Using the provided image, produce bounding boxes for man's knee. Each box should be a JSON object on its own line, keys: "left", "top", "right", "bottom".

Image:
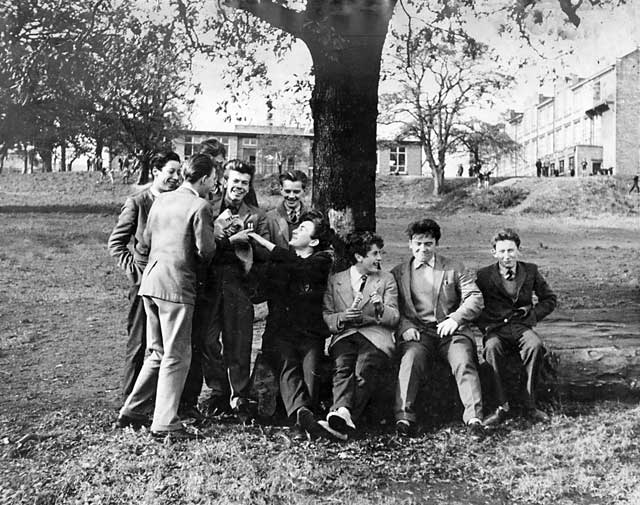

{"left": 483, "top": 335, "right": 505, "bottom": 358}
{"left": 398, "top": 341, "right": 429, "bottom": 373}
{"left": 521, "top": 330, "right": 543, "bottom": 352}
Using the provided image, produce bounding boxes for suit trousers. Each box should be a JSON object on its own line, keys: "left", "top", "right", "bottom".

{"left": 120, "top": 296, "right": 194, "bottom": 432}
{"left": 122, "top": 284, "right": 147, "bottom": 400}
{"left": 483, "top": 324, "right": 544, "bottom": 409}
{"left": 201, "top": 267, "right": 254, "bottom": 409}
{"left": 330, "top": 333, "right": 389, "bottom": 423}
{"left": 395, "top": 327, "right": 483, "bottom": 424}
{"left": 277, "top": 335, "right": 323, "bottom": 417}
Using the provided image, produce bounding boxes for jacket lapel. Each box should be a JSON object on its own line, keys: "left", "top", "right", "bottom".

{"left": 432, "top": 254, "right": 446, "bottom": 305}
{"left": 334, "top": 270, "right": 354, "bottom": 309}
{"left": 513, "top": 261, "right": 526, "bottom": 300}
{"left": 399, "top": 259, "right": 419, "bottom": 318}
{"left": 490, "top": 262, "right": 512, "bottom": 298}
{"left": 275, "top": 202, "right": 290, "bottom": 241}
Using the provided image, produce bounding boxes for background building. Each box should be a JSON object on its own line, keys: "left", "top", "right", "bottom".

{"left": 497, "top": 48, "right": 640, "bottom": 177}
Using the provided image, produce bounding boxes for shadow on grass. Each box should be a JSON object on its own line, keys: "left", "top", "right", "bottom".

{"left": 0, "top": 204, "right": 120, "bottom": 214}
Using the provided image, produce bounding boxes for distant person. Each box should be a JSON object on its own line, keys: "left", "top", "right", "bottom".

{"left": 570, "top": 167, "right": 575, "bottom": 177}
{"left": 535, "top": 160, "right": 542, "bottom": 178}
{"left": 247, "top": 211, "right": 335, "bottom": 439}
{"left": 320, "top": 232, "right": 399, "bottom": 440}
{"left": 630, "top": 175, "right": 640, "bottom": 194}
{"left": 476, "top": 229, "right": 557, "bottom": 427}
{"left": 581, "top": 159, "right": 588, "bottom": 175}
{"left": 392, "top": 219, "right": 485, "bottom": 439}
{"left": 457, "top": 164, "right": 464, "bottom": 177}
{"left": 116, "top": 153, "right": 218, "bottom": 440}
{"left": 108, "top": 151, "right": 181, "bottom": 402}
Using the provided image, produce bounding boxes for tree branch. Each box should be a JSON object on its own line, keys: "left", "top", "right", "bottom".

{"left": 224, "top": 0, "right": 305, "bottom": 38}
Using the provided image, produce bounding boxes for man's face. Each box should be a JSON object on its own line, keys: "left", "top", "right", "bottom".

{"left": 356, "top": 244, "right": 383, "bottom": 274}
{"left": 289, "top": 220, "right": 316, "bottom": 249}
{"left": 409, "top": 233, "right": 437, "bottom": 264}
{"left": 152, "top": 160, "right": 181, "bottom": 192}
{"left": 224, "top": 169, "right": 251, "bottom": 204}
{"left": 281, "top": 180, "right": 304, "bottom": 209}
{"left": 492, "top": 239, "right": 520, "bottom": 269}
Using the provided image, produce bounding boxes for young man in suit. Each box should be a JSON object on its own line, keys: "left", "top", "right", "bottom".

{"left": 247, "top": 210, "right": 334, "bottom": 438}
{"left": 321, "top": 231, "right": 400, "bottom": 439}
{"left": 107, "top": 151, "right": 180, "bottom": 401}
{"left": 476, "top": 229, "right": 557, "bottom": 425}
{"left": 116, "top": 154, "right": 219, "bottom": 440}
{"left": 392, "top": 219, "right": 485, "bottom": 438}
{"left": 201, "top": 160, "right": 270, "bottom": 423}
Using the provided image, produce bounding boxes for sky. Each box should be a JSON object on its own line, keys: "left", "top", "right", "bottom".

{"left": 188, "top": 1, "right": 640, "bottom": 132}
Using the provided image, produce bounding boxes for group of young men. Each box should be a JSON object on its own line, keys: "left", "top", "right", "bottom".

{"left": 108, "top": 138, "right": 557, "bottom": 442}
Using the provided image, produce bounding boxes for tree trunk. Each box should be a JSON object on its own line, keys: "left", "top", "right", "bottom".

{"left": 22, "top": 145, "right": 29, "bottom": 174}
{"left": 60, "top": 143, "right": 66, "bottom": 172}
{"left": 136, "top": 151, "right": 152, "bottom": 185}
{"left": 308, "top": 17, "right": 391, "bottom": 239}
{"left": 432, "top": 166, "right": 444, "bottom": 196}
{"left": 94, "top": 139, "right": 104, "bottom": 171}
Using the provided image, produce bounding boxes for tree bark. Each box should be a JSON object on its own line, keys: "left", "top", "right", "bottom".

{"left": 60, "top": 143, "right": 66, "bottom": 172}
{"left": 136, "top": 151, "right": 152, "bottom": 185}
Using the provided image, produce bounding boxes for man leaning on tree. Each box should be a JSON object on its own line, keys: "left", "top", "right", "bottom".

{"left": 476, "top": 228, "right": 557, "bottom": 426}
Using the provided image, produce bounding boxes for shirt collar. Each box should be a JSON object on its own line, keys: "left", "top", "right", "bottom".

{"left": 498, "top": 263, "right": 517, "bottom": 277}
{"left": 413, "top": 255, "right": 435, "bottom": 269}
{"left": 149, "top": 186, "right": 161, "bottom": 198}
{"left": 182, "top": 186, "right": 199, "bottom": 197}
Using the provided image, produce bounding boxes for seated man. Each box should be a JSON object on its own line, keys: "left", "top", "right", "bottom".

{"left": 322, "top": 232, "right": 399, "bottom": 439}
{"left": 476, "top": 229, "right": 557, "bottom": 425}
{"left": 247, "top": 210, "right": 334, "bottom": 438}
{"left": 392, "top": 219, "right": 485, "bottom": 438}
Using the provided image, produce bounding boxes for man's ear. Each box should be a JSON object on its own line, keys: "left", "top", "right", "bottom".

{"left": 354, "top": 253, "right": 364, "bottom": 263}
{"left": 309, "top": 238, "right": 319, "bottom": 248}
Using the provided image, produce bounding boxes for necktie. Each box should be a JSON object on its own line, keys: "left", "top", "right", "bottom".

{"left": 358, "top": 274, "right": 368, "bottom": 293}
{"left": 288, "top": 208, "right": 298, "bottom": 224}
{"left": 506, "top": 267, "right": 515, "bottom": 281}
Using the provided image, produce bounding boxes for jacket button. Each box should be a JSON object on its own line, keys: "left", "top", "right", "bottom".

{"left": 503, "top": 318, "right": 509, "bottom": 323}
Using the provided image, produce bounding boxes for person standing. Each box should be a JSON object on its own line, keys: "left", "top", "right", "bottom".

{"left": 321, "top": 232, "right": 399, "bottom": 439}
{"left": 107, "top": 151, "right": 181, "bottom": 401}
{"left": 476, "top": 229, "right": 557, "bottom": 426}
{"left": 247, "top": 210, "right": 334, "bottom": 438}
{"left": 392, "top": 219, "right": 485, "bottom": 438}
{"left": 116, "top": 154, "right": 218, "bottom": 440}
{"left": 630, "top": 175, "right": 640, "bottom": 194}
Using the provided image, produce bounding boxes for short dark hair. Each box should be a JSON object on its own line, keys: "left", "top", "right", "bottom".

{"left": 150, "top": 151, "right": 180, "bottom": 173}
{"left": 223, "top": 159, "right": 255, "bottom": 182}
{"left": 406, "top": 219, "right": 441, "bottom": 243}
{"left": 279, "top": 170, "right": 308, "bottom": 189}
{"left": 198, "top": 138, "right": 227, "bottom": 159}
{"left": 345, "top": 231, "right": 384, "bottom": 264}
{"left": 182, "top": 153, "right": 214, "bottom": 183}
{"left": 298, "top": 210, "right": 334, "bottom": 251}
{"left": 492, "top": 228, "right": 521, "bottom": 248}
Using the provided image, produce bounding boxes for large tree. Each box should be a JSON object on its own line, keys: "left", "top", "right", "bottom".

{"left": 176, "top": 0, "right": 609, "bottom": 235}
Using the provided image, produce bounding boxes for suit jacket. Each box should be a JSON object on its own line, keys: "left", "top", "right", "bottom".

{"left": 107, "top": 187, "right": 155, "bottom": 285}
{"left": 323, "top": 268, "right": 400, "bottom": 357}
{"left": 265, "top": 201, "right": 307, "bottom": 249}
{"left": 475, "top": 261, "right": 557, "bottom": 333}
{"left": 213, "top": 200, "right": 269, "bottom": 274}
{"left": 391, "top": 254, "right": 484, "bottom": 340}
{"left": 138, "top": 187, "right": 216, "bottom": 305}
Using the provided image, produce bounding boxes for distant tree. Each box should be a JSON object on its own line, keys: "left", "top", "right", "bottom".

{"left": 259, "top": 134, "right": 310, "bottom": 174}
{"left": 457, "top": 120, "right": 522, "bottom": 176}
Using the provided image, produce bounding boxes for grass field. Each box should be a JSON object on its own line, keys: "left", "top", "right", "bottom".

{"left": 0, "top": 172, "right": 639, "bottom": 505}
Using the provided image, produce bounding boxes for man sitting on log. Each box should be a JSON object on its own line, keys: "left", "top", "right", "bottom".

{"left": 392, "top": 219, "right": 486, "bottom": 439}
{"left": 476, "top": 228, "right": 558, "bottom": 426}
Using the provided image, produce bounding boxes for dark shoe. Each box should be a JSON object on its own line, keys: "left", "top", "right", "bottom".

{"left": 526, "top": 408, "right": 550, "bottom": 423}
{"left": 317, "top": 420, "right": 348, "bottom": 441}
{"left": 114, "top": 414, "right": 150, "bottom": 430}
{"left": 327, "top": 407, "right": 355, "bottom": 433}
{"left": 201, "top": 395, "right": 231, "bottom": 418}
{"left": 233, "top": 398, "right": 258, "bottom": 425}
{"left": 151, "top": 427, "right": 202, "bottom": 442}
{"left": 396, "top": 420, "right": 417, "bottom": 437}
{"left": 178, "top": 405, "right": 206, "bottom": 425}
{"left": 483, "top": 407, "right": 508, "bottom": 427}
{"left": 466, "top": 421, "right": 485, "bottom": 440}
{"left": 296, "top": 407, "right": 321, "bottom": 435}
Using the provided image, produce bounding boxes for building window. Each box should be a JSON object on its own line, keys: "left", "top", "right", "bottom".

{"left": 593, "top": 80, "right": 601, "bottom": 103}
{"left": 184, "top": 135, "right": 197, "bottom": 158}
{"left": 559, "top": 159, "right": 565, "bottom": 174}
{"left": 569, "top": 156, "right": 575, "bottom": 175}
{"left": 242, "top": 137, "right": 257, "bottom": 147}
{"left": 389, "top": 146, "right": 406, "bottom": 174}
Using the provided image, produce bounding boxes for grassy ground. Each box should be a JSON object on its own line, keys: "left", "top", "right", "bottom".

{"left": 1, "top": 172, "right": 639, "bottom": 504}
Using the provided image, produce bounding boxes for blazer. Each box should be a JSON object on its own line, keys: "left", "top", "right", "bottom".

{"left": 107, "top": 187, "right": 155, "bottom": 285}
{"left": 138, "top": 187, "right": 216, "bottom": 305}
{"left": 391, "top": 254, "right": 484, "bottom": 340}
{"left": 475, "top": 261, "right": 557, "bottom": 333}
{"left": 265, "top": 201, "right": 307, "bottom": 249}
{"left": 323, "top": 268, "right": 400, "bottom": 357}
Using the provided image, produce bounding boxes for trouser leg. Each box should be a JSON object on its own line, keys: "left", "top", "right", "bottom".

{"left": 518, "top": 329, "right": 544, "bottom": 409}
{"left": 394, "top": 340, "right": 431, "bottom": 423}
{"left": 180, "top": 295, "right": 210, "bottom": 408}
{"left": 483, "top": 333, "right": 510, "bottom": 407}
{"left": 122, "top": 284, "right": 147, "bottom": 400}
{"left": 352, "top": 336, "right": 389, "bottom": 422}
{"left": 330, "top": 337, "right": 358, "bottom": 412}
{"left": 200, "top": 291, "right": 231, "bottom": 400}
{"left": 150, "top": 298, "right": 194, "bottom": 432}
{"left": 441, "top": 334, "right": 483, "bottom": 423}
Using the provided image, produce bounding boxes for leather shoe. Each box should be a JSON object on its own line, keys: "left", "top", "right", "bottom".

{"left": 526, "top": 408, "right": 550, "bottom": 423}
{"left": 396, "top": 420, "right": 417, "bottom": 437}
{"left": 178, "top": 405, "right": 206, "bottom": 425}
{"left": 201, "top": 395, "right": 231, "bottom": 418}
{"left": 483, "top": 407, "right": 508, "bottom": 427}
{"left": 114, "top": 414, "right": 150, "bottom": 430}
{"left": 233, "top": 398, "right": 258, "bottom": 425}
{"left": 151, "top": 427, "right": 202, "bottom": 442}
{"left": 296, "top": 407, "right": 322, "bottom": 436}
{"left": 466, "top": 421, "right": 485, "bottom": 440}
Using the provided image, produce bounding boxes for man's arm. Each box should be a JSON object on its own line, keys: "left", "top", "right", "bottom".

{"left": 322, "top": 278, "right": 343, "bottom": 334}
{"left": 194, "top": 204, "right": 217, "bottom": 266}
{"left": 361, "top": 274, "right": 400, "bottom": 329}
{"left": 448, "top": 267, "right": 484, "bottom": 326}
{"left": 107, "top": 197, "right": 138, "bottom": 278}
{"left": 532, "top": 266, "right": 557, "bottom": 322}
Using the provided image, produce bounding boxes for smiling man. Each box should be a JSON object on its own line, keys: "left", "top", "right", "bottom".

{"left": 321, "top": 231, "right": 399, "bottom": 439}
{"left": 391, "top": 219, "right": 485, "bottom": 439}
{"left": 476, "top": 229, "right": 557, "bottom": 426}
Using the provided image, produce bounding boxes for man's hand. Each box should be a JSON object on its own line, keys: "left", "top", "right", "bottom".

{"left": 228, "top": 228, "right": 251, "bottom": 245}
{"left": 369, "top": 292, "right": 384, "bottom": 317}
{"left": 340, "top": 307, "right": 363, "bottom": 325}
{"left": 401, "top": 328, "right": 420, "bottom": 341}
{"left": 437, "top": 318, "right": 459, "bottom": 338}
